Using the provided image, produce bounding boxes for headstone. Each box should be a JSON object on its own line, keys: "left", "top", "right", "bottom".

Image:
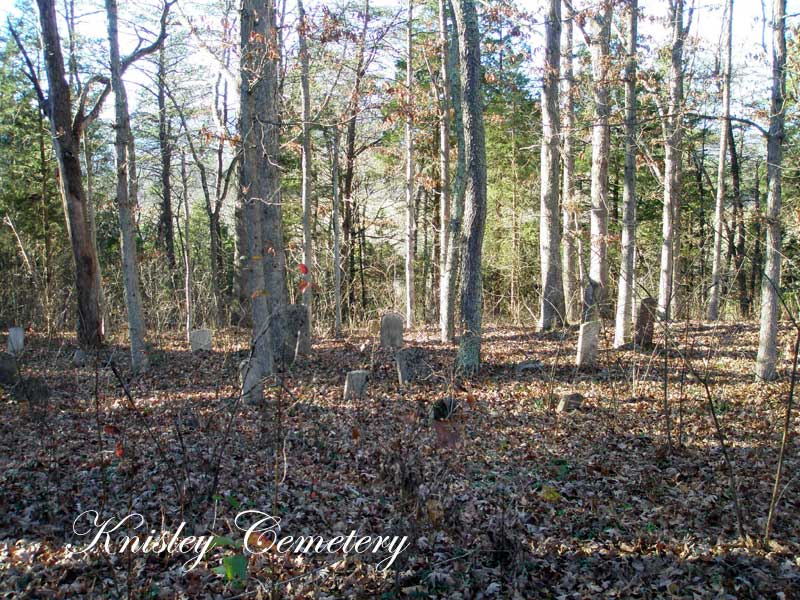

{"left": 72, "top": 349, "right": 87, "bottom": 367}
{"left": 190, "top": 329, "right": 212, "bottom": 352}
{"left": 576, "top": 320, "right": 601, "bottom": 368}
{"left": 239, "top": 359, "right": 263, "bottom": 405}
{"left": 271, "top": 305, "right": 311, "bottom": 366}
{"left": 344, "top": 370, "right": 369, "bottom": 400}
{"left": 395, "top": 347, "right": 431, "bottom": 385}
{"left": 13, "top": 376, "right": 50, "bottom": 403}
{"left": 515, "top": 359, "right": 543, "bottom": 377}
{"left": 380, "top": 312, "right": 404, "bottom": 350}
{"left": 557, "top": 392, "right": 583, "bottom": 413}
{"left": 634, "top": 298, "right": 657, "bottom": 348}
{"left": 0, "top": 352, "right": 17, "bottom": 385}
{"left": 7, "top": 327, "right": 24, "bottom": 355}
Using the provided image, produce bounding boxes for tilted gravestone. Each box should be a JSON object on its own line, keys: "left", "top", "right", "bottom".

{"left": 7, "top": 327, "right": 24, "bottom": 355}
{"left": 0, "top": 352, "right": 17, "bottom": 386}
{"left": 395, "top": 347, "right": 432, "bottom": 385}
{"left": 576, "top": 320, "right": 601, "bottom": 368}
{"left": 380, "top": 312, "right": 404, "bottom": 350}
{"left": 72, "top": 349, "right": 88, "bottom": 367}
{"left": 271, "top": 304, "right": 311, "bottom": 366}
{"left": 557, "top": 392, "right": 583, "bottom": 413}
{"left": 239, "top": 358, "right": 263, "bottom": 405}
{"left": 190, "top": 329, "right": 212, "bottom": 352}
{"left": 344, "top": 370, "right": 369, "bottom": 400}
{"left": 634, "top": 298, "right": 657, "bottom": 348}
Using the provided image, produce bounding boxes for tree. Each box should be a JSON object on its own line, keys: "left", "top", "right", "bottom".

{"left": 452, "top": 0, "right": 487, "bottom": 375}
{"left": 538, "top": 0, "right": 564, "bottom": 331}
{"left": 437, "top": 0, "right": 451, "bottom": 341}
{"left": 298, "top": 0, "right": 314, "bottom": 329}
{"left": 756, "top": 0, "right": 787, "bottom": 381}
{"left": 405, "top": 0, "right": 415, "bottom": 327}
{"left": 707, "top": 0, "right": 732, "bottom": 321}
{"left": 156, "top": 44, "right": 176, "bottom": 271}
{"left": 613, "top": 0, "right": 638, "bottom": 348}
{"left": 105, "top": 0, "right": 150, "bottom": 372}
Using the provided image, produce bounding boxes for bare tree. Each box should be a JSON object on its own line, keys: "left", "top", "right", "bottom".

{"left": 613, "top": 0, "right": 638, "bottom": 348}
{"left": 437, "top": 0, "right": 451, "bottom": 341}
{"left": 156, "top": 45, "right": 176, "bottom": 271}
{"left": 539, "top": 0, "right": 564, "bottom": 331}
{"left": 452, "top": 0, "right": 487, "bottom": 375}
{"left": 298, "top": 0, "right": 314, "bottom": 329}
{"left": 707, "top": 0, "right": 733, "bottom": 321}
{"left": 405, "top": 0, "right": 415, "bottom": 327}
{"left": 756, "top": 0, "right": 787, "bottom": 381}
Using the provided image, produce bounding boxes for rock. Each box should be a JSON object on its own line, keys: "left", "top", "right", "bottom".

{"left": 556, "top": 392, "right": 583, "bottom": 412}
{"left": 271, "top": 305, "right": 311, "bottom": 366}
{"left": 343, "top": 370, "right": 369, "bottom": 400}
{"left": 189, "top": 329, "right": 212, "bottom": 352}
{"left": 515, "top": 359, "right": 543, "bottom": 376}
{"left": 576, "top": 320, "right": 601, "bottom": 368}
{"left": 0, "top": 351, "right": 18, "bottom": 386}
{"left": 7, "top": 327, "right": 24, "bottom": 355}
{"left": 634, "top": 298, "right": 657, "bottom": 348}
{"left": 72, "top": 349, "right": 88, "bottom": 367}
{"left": 395, "top": 347, "right": 431, "bottom": 385}
{"left": 380, "top": 312, "right": 404, "bottom": 350}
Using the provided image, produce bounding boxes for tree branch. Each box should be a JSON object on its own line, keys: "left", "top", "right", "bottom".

{"left": 7, "top": 19, "right": 47, "bottom": 116}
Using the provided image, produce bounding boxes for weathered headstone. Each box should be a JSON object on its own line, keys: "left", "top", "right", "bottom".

{"left": 13, "top": 376, "right": 50, "bottom": 403}
{"left": 634, "top": 298, "right": 657, "bottom": 348}
{"left": 515, "top": 359, "right": 543, "bottom": 377}
{"left": 395, "top": 347, "right": 431, "bottom": 385}
{"left": 0, "top": 351, "right": 17, "bottom": 385}
{"left": 271, "top": 304, "right": 311, "bottom": 365}
{"left": 72, "top": 349, "right": 87, "bottom": 367}
{"left": 7, "top": 327, "right": 24, "bottom": 355}
{"left": 380, "top": 312, "right": 404, "bottom": 350}
{"left": 557, "top": 392, "right": 583, "bottom": 413}
{"left": 344, "top": 370, "right": 369, "bottom": 400}
{"left": 239, "top": 359, "right": 263, "bottom": 405}
{"left": 190, "top": 329, "right": 212, "bottom": 352}
{"left": 576, "top": 320, "right": 601, "bottom": 368}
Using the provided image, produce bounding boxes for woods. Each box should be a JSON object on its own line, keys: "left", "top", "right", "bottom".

{"left": 1, "top": 0, "right": 800, "bottom": 596}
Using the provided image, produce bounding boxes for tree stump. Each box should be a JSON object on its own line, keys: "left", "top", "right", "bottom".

{"left": 634, "top": 298, "right": 657, "bottom": 348}
{"left": 344, "top": 370, "right": 369, "bottom": 400}
{"left": 190, "top": 329, "right": 212, "bottom": 352}
{"left": 576, "top": 320, "right": 601, "bottom": 368}
{"left": 7, "top": 327, "right": 23, "bottom": 355}
{"left": 380, "top": 312, "right": 404, "bottom": 350}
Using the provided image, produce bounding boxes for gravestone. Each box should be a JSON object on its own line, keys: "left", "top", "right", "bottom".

{"left": 576, "top": 320, "right": 601, "bottom": 368}
{"left": 634, "top": 298, "right": 657, "bottom": 348}
{"left": 7, "top": 327, "right": 24, "bottom": 355}
{"left": 395, "top": 347, "right": 431, "bottom": 385}
{"left": 72, "top": 349, "right": 87, "bottom": 367}
{"left": 190, "top": 329, "right": 212, "bottom": 352}
{"left": 239, "top": 359, "right": 263, "bottom": 405}
{"left": 271, "top": 305, "right": 311, "bottom": 366}
{"left": 0, "top": 352, "right": 17, "bottom": 385}
{"left": 557, "top": 392, "right": 583, "bottom": 413}
{"left": 380, "top": 312, "right": 404, "bottom": 350}
{"left": 344, "top": 370, "right": 369, "bottom": 400}
{"left": 515, "top": 359, "right": 543, "bottom": 377}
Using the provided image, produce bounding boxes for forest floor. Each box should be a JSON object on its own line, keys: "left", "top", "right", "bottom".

{"left": 1, "top": 320, "right": 800, "bottom": 599}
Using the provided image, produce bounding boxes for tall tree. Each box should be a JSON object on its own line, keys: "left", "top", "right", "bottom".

{"left": 561, "top": 12, "right": 580, "bottom": 324}
{"left": 539, "top": 0, "right": 564, "bottom": 330}
{"left": 156, "top": 44, "right": 176, "bottom": 270}
{"left": 105, "top": 0, "right": 149, "bottom": 372}
{"left": 657, "top": 0, "right": 689, "bottom": 320}
{"left": 613, "top": 0, "right": 638, "bottom": 348}
{"left": 437, "top": 0, "right": 451, "bottom": 341}
{"left": 707, "top": 0, "right": 733, "bottom": 321}
{"left": 405, "top": 0, "right": 415, "bottom": 327}
{"left": 452, "top": 0, "right": 487, "bottom": 375}
{"left": 298, "top": 0, "right": 314, "bottom": 328}
{"left": 756, "top": 0, "right": 787, "bottom": 381}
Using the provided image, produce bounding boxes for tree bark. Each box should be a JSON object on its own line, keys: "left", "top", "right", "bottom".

{"left": 707, "top": 0, "right": 732, "bottom": 321}
{"left": 756, "top": 0, "right": 786, "bottom": 381}
{"left": 539, "top": 0, "right": 564, "bottom": 331}
{"left": 452, "top": 0, "right": 487, "bottom": 376}
{"left": 298, "top": 0, "right": 314, "bottom": 329}
{"left": 405, "top": 0, "right": 415, "bottom": 327}
{"left": 561, "top": 14, "right": 580, "bottom": 324}
{"left": 106, "top": 0, "right": 149, "bottom": 372}
{"left": 437, "top": 0, "right": 452, "bottom": 341}
{"left": 613, "top": 0, "right": 638, "bottom": 348}
{"left": 332, "top": 129, "right": 343, "bottom": 337}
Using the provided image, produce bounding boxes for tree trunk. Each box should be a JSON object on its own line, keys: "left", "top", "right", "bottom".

{"left": 106, "top": 0, "right": 149, "bottom": 371}
{"left": 756, "top": 0, "right": 786, "bottom": 381}
{"left": 298, "top": 0, "right": 314, "bottom": 329}
{"left": 750, "top": 161, "right": 763, "bottom": 302}
{"left": 441, "top": 0, "right": 466, "bottom": 343}
{"left": 588, "top": 1, "right": 612, "bottom": 316}
{"left": 157, "top": 44, "right": 176, "bottom": 270}
{"left": 613, "top": 0, "right": 638, "bottom": 348}
{"left": 707, "top": 0, "right": 732, "bottom": 321}
{"left": 561, "top": 15, "right": 580, "bottom": 324}
{"left": 657, "top": 0, "right": 687, "bottom": 321}
{"left": 728, "top": 123, "right": 748, "bottom": 316}
{"left": 452, "top": 0, "right": 487, "bottom": 376}
{"left": 405, "top": 0, "right": 415, "bottom": 327}
{"left": 538, "top": 0, "right": 564, "bottom": 331}
{"left": 332, "top": 129, "right": 343, "bottom": 337}
{"left": 180, "top": 151, "right": 192, "bottom": 341}
{"left": 36, "top": 0, "right": 104, "bottom": 348}
{"left": 437, "top": 0, "right": 452, "bottom": 340}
